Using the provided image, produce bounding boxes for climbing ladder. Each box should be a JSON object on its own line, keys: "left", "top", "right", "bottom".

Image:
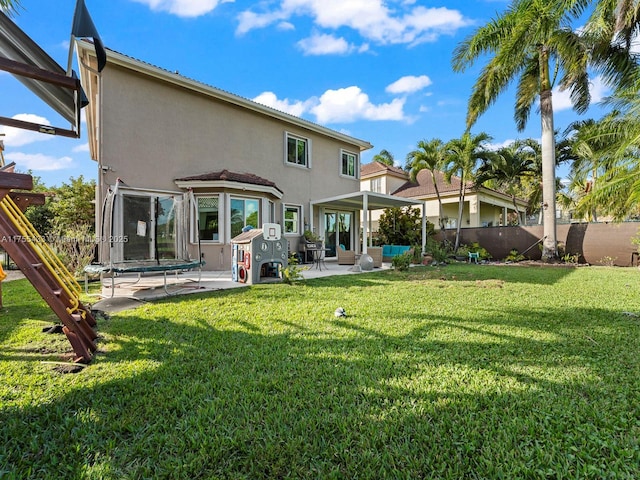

{"left": 0, "top": 171, "right": 97, "bottom": 363}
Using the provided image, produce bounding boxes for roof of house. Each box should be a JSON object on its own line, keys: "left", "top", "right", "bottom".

{"left": 361, "top": 161, "right": 408, "bottom": 180}
{"left": 391, "top": 169, "right": 527, "bottom": 206}
{"left": 392, "top": 169, "right": 466, "bottom": 197}
{"left": 76, "top": 40, "right": 373, "bottom": 152}
{"left": 175, "top": 169, "right": 283, "bottom": 194}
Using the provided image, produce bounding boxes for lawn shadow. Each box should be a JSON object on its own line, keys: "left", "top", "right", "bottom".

{"left": 1, "top": 296, "right": 638, "bottom": 478}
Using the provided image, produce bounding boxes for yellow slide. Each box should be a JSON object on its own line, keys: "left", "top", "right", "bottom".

{"left": 0, "top": 263, "right": 6, "bottom": 282}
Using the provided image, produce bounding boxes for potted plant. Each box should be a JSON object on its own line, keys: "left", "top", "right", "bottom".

{"left": 303, "top": 230, "right": 321, "bottom": 243}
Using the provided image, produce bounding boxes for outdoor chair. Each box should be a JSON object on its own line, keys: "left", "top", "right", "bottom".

{"left": 468, "top": 252, "right": 479, "bottom": 264}
{"left": 367, "top": 247, "right": 382, "bottom": 268}
{"left": 337, "top": 244, "right": 356, "bottom": 265}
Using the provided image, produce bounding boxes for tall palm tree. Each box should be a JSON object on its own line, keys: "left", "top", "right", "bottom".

{"left": 476, "top": 140, "right": 538, "bottom": 225}
{"left": 0, "top": 0, "right": 21, "bottom": 15}
{"left": 444, "top": 131, "right": 493, "bottom": 251}
{"left": 372, "top": 149, "right": 395, "bottom": 166}
{"left": 406, "top": 138, "right": 447, "bottom": 232}
{"left": 589, "top": 0, "right": 640, "bottom": 52}
{"left": 451, "top": 0, "right": 634, "bottom": 260}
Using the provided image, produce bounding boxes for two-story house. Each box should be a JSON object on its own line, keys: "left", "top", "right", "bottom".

{"left": 77, "top": 41, "right": 397, "bottom": 270}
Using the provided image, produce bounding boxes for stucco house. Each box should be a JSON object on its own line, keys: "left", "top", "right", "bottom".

{"left": 360, "top": 161, "right": 528, "bottom": 231}
{"left": 76, "top": 41, "right": 422, "bottom": 270}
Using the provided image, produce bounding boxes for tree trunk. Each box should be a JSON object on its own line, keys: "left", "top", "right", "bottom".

{"left": 512, "top": 195, "right": 522, "bottom": 225}
{"left": 431, "top": 171, "right": 446, "bottom": 239}
{"left": 539, "top": 47, "right": 557, "bottom": 260}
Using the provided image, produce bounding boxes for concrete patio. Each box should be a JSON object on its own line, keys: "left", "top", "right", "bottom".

{"left": 89, "top": 259, "right": 392, "bottom": 304}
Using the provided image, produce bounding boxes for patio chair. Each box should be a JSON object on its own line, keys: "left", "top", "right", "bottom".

{"left": 367, "top": 247, "right": 382, "bottom": 268}
{"left": 468, "top": 252, "right": 479, "bottom": 264}
{"left": 337, "top": 244, "right": 356, "bottom": 265}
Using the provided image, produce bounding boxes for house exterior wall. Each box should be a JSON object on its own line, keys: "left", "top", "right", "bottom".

{"left": 83, "top": 52, "right": 370, "bottom": 270}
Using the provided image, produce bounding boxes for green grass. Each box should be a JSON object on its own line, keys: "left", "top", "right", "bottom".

{"left": 1, "top": 265, "right": 639, "bottom": 479}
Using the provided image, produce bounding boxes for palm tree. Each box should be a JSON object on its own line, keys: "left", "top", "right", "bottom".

{"left": 372, "top": 149, "right": 395, "bottom": 166}
{"left": 451, "top": 0, "right": 634, "bottom": 260}
{"left": 576, "top": 106, "right": 640, "bottom": 220}
{"left": 0, "top": 0, "right": 21, "bottom": 15}
{"left": 406, "top": 138, "right": 447, "bottom": 232}
{"left": 444, "top": 131, "right": 493, "bottom": 251}
{"left": 476, "top": 140, "right": 538, "bottom": 225}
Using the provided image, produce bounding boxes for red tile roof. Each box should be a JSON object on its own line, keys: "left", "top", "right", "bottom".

{"left": 391, "top": 169, "right": 472, "bottom": 198}
{"left": 175, "top": 169, "right": 283, "bottom": 193}
{"left": 361, "top": 161, "right": 408, "bottom": 179}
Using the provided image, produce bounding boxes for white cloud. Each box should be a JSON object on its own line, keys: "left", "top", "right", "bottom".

{"left": 254, "top": 86, "right": 408, "bottom": 124}
{"left": 386, "top": 75, "right": 432, "bottom": 94}
{"left": 252, "top": 91, "right": 315, "bottom": 117}
{"left": 311, "top": 86, "right": 406, "bottom": 123}
{"left": 552, "top": 75, "right": 610, "bottom": 111}
{"left": 0, "top": 114, "right": 55, "bottom": 147}
{"left": 132, "top": 0, "right": 234, "bottom": 18}
{"left": 236, "top": 1, "right": 471, "bottom": 46}
{"left": 277, "top": 21, "right": 295, "bottom": 31}
{"left": 297, "top": 33, "right": 357, "bottom": 55}
{"left": 72, "top": 143, "right": 90, "bottom": 153}
{"left": 237, "top": 9, "right": 287, "bottom": 35}
{"left": 486, "top": 139, "right": 516, "bottom": 151}
{"left": 5, "top": 152, "right": 73, "bottom": 171}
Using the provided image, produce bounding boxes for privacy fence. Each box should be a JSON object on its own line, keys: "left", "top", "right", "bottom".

{"left": 444, "top": 222, "right": 640, "bottom": 267}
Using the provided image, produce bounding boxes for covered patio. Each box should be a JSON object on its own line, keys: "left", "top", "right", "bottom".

{"left": 310, "top": 191, "right": 426, "bottom": 256}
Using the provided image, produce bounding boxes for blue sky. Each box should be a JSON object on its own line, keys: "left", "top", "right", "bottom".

{"left": 0, "top": 0, "right": 613, "bottom": 187}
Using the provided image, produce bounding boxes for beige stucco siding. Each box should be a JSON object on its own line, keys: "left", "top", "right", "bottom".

{"left": 99, "top": 65, "right": 359, "bottom": 200}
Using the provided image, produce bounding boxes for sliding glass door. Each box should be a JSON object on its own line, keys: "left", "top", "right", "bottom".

{"left": 324, "top": 211, "right": 352, "bottom": 257}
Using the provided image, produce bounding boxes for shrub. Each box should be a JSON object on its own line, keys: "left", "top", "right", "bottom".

{"left": 282, "top": 254, "right": 307, "bottom": 284}
{"left": 505, "top": 248, "right": 525, "bottom": 262}
{"left": 391, "top": 252, "right": 412, "bottom": 271}
{"left": 470, "top": 242, "right": 492, "bottom": 260}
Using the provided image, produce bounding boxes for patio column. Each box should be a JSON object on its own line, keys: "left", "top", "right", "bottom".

{"left": 362, "top": 193, "right": 368, "bottom": 255}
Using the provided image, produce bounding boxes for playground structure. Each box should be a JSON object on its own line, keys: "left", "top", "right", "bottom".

{"left": 0, "top": 169, "right": 97, "bottom": 363}
{"left": 0, "top": 5, "right": 109, "bottom": 363}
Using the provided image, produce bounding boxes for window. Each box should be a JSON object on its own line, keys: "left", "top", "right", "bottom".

{"left": 284, "top": 205, "right": 301, "bottom": 235}
{"left": 371, "top": 178, "right": 382, "bottom": 193}
{"left": 231, "top": 197, "right": 260, "bottom": 238}
{"left": 341, "top": 150, "right": 359, "bottom": 178}
{"left": 197, "top": 196, "right": 220, "bottom": 242}
{"left": 286, "top": 133, "right": 310, "bottom": 167}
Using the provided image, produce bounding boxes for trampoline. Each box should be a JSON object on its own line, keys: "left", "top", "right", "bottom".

{"left": 85, "top": 179, "right": 204, "bottom": 297}
{"left": 84, "top": 259, "right": 203, "bottom": 297}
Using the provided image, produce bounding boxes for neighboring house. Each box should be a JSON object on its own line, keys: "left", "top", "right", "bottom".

{"left": 361, "top": 161, "right": 528, "bottom": 231}
{"left": 77, "top": 41, "right": 424, "bottom": 270}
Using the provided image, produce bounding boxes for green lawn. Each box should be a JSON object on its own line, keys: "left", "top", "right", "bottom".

{"left": 1, "top": 265, "right": 639, "bottom": 479}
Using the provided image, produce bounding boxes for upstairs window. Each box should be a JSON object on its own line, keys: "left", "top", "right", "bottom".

{"left": 341, "top": 150, "right": 359, "bottom": 178}
{"left": 286, "top": 133, "right": 310, "bottom": 167}
{"left": 371, "top": 178, "right": 382, "bottom": 193}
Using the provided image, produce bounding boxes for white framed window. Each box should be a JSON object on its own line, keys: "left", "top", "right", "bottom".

{"left": 285, "top": 132, "right": 311, "bottom": 168}
{"left": 195, "top": 195, "right": 221, "bottom": 242}
{"left": 230, "top": 196, "right": 260, "bottom": 238}
{"left": 341, "top": 150, "right": 359, "bottom": 178}
{"left": 371, "top": 178, "right": 382, "bottom": 193}
{"left": 283, "top": 204, "right": 302, "bottom": 235}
